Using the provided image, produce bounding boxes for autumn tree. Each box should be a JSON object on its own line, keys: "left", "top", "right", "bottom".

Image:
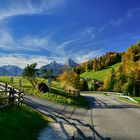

{"left": 123, "top": 42, "right": 140, "bottom": 62}
{"left": 103, "top": 68, "right": 116, "bottom": 91}
{"left": 93, "top": 59, "right": 99, "bottom": 71}
{"left": 59, "top": 71, "right": 81, "bottom": 90}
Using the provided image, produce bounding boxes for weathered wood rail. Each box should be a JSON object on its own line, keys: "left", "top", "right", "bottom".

{"left": 0, "top": 82, "right": 24, "bottom": 109}
{"left": 66, "top": 89, "right": 80, "bottom": 97}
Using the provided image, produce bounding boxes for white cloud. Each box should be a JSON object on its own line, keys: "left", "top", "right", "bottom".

{"left": 0, "top": 50, "right": 104, "bottom": 68}
{"left": 0, "top": 30, "right": 13, "bottom": 49}
{"left": 0, "top": 26, "right": 103, "bottom": 66}
{"left": 120, "top": 33, "right": 140, "bottom": 40}
{"left": 0, "top": 0, "right": 64, "bottom": 21}
{"left": 110, "top": 18, "right": 123, "bottom": 26}
{"left": 57, "top": 39, "right": 78, "bottom": 55}
{"left": 127, "top": 8, "right": 140, "bottom": 19}
{"left": 0, "top": 29, "right": 57, "bottom": 52}
{"left": 77, "top": 26, "right": 96, "bottom": 40}
{"left": 22, "top": 36, "right": 48, "bottom": 47}
{"left": 110, "top": 8, "right": 140, "bottom": 27}
{"left": 0, "top": 26, "right": 97, "bottom": 52}
{"left": 0, "top": 55, "right": 57, "bottom": 68}
{"left": 15, "top": 26, "right": 97, "bottom": 57}
{"left": 74, "top": 49, "right": 104, "bottom": 63}
{"left": 20, "top": 35, "right": 57, "bottom": 52}
{"left": 56, "top": 26, "right": 97, "bottom": 56}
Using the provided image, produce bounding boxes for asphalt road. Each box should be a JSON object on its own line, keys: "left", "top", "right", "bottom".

{"left": 24, "top": 92, "right": 140, "bottom": 140}
{"left": 84, "top": 93, "right": 140, "bottom": 140}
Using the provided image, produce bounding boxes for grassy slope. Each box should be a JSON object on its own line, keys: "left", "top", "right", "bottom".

{"left": 0, "top": 76, "right": 88, "bottom": 108}
{"left": 80, "top": 62, "right": 121, "bottom": 81}
{"left": 0, "top": 105, "right": 48, "bottom": 140}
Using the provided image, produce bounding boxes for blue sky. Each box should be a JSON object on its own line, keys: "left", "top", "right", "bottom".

{"left": 0, "top": 0, "right": 140, "bottom": 68}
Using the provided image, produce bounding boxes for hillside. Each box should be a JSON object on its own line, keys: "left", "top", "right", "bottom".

{"left": 80, "top": 62, "right": 121, "bottom": 81}
{"left": 79, "top": 42, "right": 140, "bottom": 96}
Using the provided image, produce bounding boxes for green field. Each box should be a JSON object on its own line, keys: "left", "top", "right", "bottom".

{"left": 0, "top": 105, "right": 48, "bottom": 140}
{"left": 80, "top": 63, "right": 121, "bottom": 81}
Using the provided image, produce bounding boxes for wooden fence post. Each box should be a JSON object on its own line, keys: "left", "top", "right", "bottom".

{"left": 19, "top": 79, "right": 22, "bottom": 89}
{"left": 5, "top": 83, "right": 7, "bottom": 95}
{"left": 17, "top": 89, "right": 23, "bottom": 108}
{"left": 8, "top": 88, "right": 16, "bottom": 110}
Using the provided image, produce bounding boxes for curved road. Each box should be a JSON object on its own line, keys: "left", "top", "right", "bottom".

{"left": 24, "top": 92, "right": 140, "bottom": 140}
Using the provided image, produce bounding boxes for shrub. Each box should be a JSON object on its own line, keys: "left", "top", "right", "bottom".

{"left": 38, "top": 83, "right": 49, "bottom": 93}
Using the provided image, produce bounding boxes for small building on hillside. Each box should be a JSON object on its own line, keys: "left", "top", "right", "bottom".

{"left": 91, "top": 79, "right": 104, "bottom": 85}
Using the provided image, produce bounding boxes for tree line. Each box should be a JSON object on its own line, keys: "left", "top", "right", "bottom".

{"left": 74, "top": 52, "right": 122, "bottom": 74}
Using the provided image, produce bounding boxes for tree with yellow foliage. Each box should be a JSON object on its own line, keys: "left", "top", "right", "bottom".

{"left": 59, "top": 71, "right": 81, "bottom": 90}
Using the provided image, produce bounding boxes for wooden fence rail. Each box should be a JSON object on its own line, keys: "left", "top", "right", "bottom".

{"left": 66, "top": 89, "right": 80, "bottom": 97}
{"left": 0, "top": 82, "right": 24, "bottom": 109}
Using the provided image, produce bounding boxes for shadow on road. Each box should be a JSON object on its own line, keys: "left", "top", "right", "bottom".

{"left": 86, "top": 96, "right": 140, "bottom": 109}
{"left": 24, "top": 96, "right": 111, "bottom": 140}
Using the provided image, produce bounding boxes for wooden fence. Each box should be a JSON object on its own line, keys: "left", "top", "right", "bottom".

{"left": 66, "top": 89, "right": 80, "bottom": 97}
{"left": 0, "top": 82, "right": 24, "bottom": 109}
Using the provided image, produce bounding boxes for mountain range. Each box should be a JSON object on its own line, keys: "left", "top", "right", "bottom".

{"left": 0, "top": 65, "right": 23, "bottom": 76}
{"left": 0, "top": 58, "right": 78, "bottom": 76}
{"left": 39, "top": 58, "right": 78, "bottom": 76}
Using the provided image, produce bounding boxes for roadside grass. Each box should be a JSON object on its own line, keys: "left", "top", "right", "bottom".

{"left": 119, "top": 97, "right": 140, "bottom": 104}
{"left": 0, "top": 105, "right": 48, "bottom": 140}
{"left": 80, "top": 63, "right": 121, "bottom": 81}
{"left": 0, "top": 76, "right": 88, "bottom": 108}
{"left": 28, "top": 85, "right": 88, "bottom": 108}
{"left": 39, "top": 92, "right": 88, "bottom": 108}
{"left": 119, "top": 97, "right": 131, "bottom": 102}
{"left": 132, "top": 97, "right": 140, "bottom": 103}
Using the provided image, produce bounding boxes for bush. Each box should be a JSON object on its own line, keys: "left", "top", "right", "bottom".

{"left": 80, "top": 80, "right": 88, "bottom": 91}
{"left": 38, "top": 83, "right": 49, "bottom": 93}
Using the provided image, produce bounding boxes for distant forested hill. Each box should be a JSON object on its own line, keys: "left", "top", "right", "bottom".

{"left": 74, "top": 52, "right": 122, "bottom": 75}
{"left": 74, "top": 42, "right": 140, "bottom": 96}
